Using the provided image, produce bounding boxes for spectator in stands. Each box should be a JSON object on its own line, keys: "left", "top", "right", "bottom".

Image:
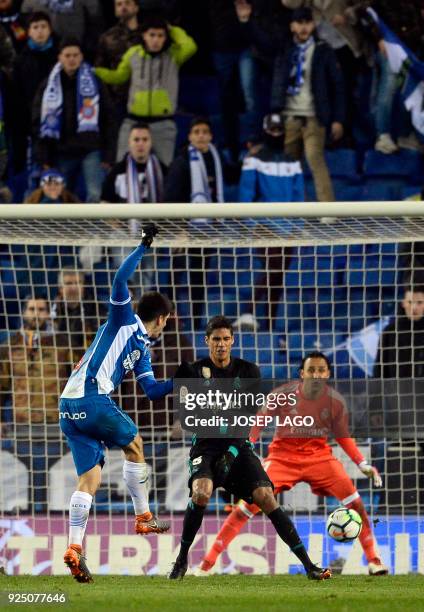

{"left": 234, "top": 0, "right": 292, "bottom": 123}
{"left": 32, "top": 38, "right": 116, "bottom": 203}
{"left": 374, "top": 281, "right": 424, "bottom": 381}
{"left": 22, "top": 0, "right": 103, "bottom": 61}
{"left": 208, "top": 0, "right": 256, "bottom": 162}
{"left": 95, "top": 0, "right": 143, "bottom": 121}
{"left": 101, "top": 123, "right": 165, "bottom": 204}
{"left": 271, "top": 7, "right": 345, "bottom": 202}
{"left": 164, "top": 116, "right": 234, "bottom": 203}
{"left": 0, "top": 293, "right": 71, "bottom": 510}
{"left": 372, "top": 277, "right": 424, "bottom": 462}
{"left": 25, "top": 168, "right": 79, "bottom": 203}
{"left": 95, "top": 16, "right": 197, "bottom": 166}
{"left": 0, "top": 0, "right": 26, "bottom": 52}
{"left": 282, "top": 0, "right": 369, "bottom": 143}
{"left": 52, "top": 266, "right": 106, "bottom": 364}
{"left": 0, "top": 22, "right": 14, "bottom": 199}
{"left": 0, "top": 294, "right": 70, "bottom": 425}
{"left": 354, "top": 1, "right": 424, "bottom": 153}
{"left": 239, "top": 113, "right": 304, "bottom": 202}
{"left": 13, "top": 12, "right": 58, "bottom": 172}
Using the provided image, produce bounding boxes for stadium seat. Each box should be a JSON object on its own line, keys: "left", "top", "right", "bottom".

{"left": 363, "top": 149, "right": 424, "bottom": 183}
{"left": 303, "top": 149, "right": 359, "bottom": 179}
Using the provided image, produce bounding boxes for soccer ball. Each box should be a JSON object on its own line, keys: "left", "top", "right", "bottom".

{"left": 326, "top": 507, "right": 362, "bottom": 542}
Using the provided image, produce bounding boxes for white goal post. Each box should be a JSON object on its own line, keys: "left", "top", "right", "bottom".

{"left": 1, "top": 201, "right": 424, "bottom": 246}
{"left": 0, "top": 201, "right": 424, "bottom": 576}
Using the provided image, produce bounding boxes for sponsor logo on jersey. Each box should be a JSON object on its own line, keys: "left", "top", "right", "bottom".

{"left": 192, "top": 456, "right": 202, "bottom": 465}
{"left": 59, "top": 411, "right": 87, "bottom": 420}
{"left": 123, "top": 349, "right": 141, "bottom": 371}
{"left": 202, "top": 367, "right": 211, "bottom": 379}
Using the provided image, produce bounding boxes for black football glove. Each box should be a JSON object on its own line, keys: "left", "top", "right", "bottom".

{"left": 141, "top": 223, "right": 158, "bottom": 248}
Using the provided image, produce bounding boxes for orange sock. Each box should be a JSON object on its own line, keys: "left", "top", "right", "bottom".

{"left": 201, "top": 502, "right": 260, "bottom": 570}
{"left": 347, "top": 498, "right": 379, "bottom": 562}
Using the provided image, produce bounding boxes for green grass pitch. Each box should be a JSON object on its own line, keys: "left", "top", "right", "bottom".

{"left": 1, "top": 575, "right": 423, "bottom": 612}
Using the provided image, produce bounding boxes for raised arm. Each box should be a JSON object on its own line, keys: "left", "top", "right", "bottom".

{"left": 111, "top": 225, "right": 158, "bottom": 304}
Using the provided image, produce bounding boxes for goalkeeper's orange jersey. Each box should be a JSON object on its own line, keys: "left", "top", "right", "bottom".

{"left": 250, "top": 381, "right": 364, "bottom": 464}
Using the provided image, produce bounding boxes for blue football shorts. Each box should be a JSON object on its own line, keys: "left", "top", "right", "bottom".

{"left": 59, "top": 395, "right": 138, "bottom": 476}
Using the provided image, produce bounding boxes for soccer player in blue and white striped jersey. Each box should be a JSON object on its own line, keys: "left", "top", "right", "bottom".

{"left": 60, "top": 225, "right": 173, "bottom": 582}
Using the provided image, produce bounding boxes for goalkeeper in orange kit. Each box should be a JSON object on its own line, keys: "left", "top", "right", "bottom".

{"left": 197, "top": 351, "right": 388, "bottom": 576}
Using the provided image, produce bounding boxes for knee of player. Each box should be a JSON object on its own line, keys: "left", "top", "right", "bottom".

{"left": 192, "top": 481, "right": 212, "bottom": 507}
{"left": 252, "top": 486, "right": 276, "bottom": 512}
{"left": 123, "top": 435, "right": 144, "bottom": 461}
{"left": 192, "top": 490, "right": 211, "bottom": 507}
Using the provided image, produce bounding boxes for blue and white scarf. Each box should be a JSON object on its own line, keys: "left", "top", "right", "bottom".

{"left": 189, "top": 143, "right": 224, "bottom": 203}
{"left": 40, "top": 61, "right": 99, "bottom": 139}
{"left": 42, "top": 0, "right": 74, "bottom": 13}
{"left": 126, "top": 153, "right": 164, "bottom": 203}
{"left": 287, "top": 37, "right": 314, "bottom": 96}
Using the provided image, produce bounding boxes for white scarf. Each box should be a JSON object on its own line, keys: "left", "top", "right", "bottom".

{"left": 188, "top": 143, "right": 224, "bottom": 203}
{"left": 40, "top": 61, "right": 99, "bottom": 139}
{"left": 126, "top": 154, "right": 163, "bottom": 203}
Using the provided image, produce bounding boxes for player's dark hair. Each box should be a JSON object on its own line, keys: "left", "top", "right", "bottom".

{"left": 299, "top": 351, "right": 331, "bottom": 371}
{"left": 137, "top": 292, "right": 174, "bottom": 322}
{"left": 205, "top": 315, "right": 234, "bottom": 337}
{"left": 189, "top": 116, "right": 212, "bottom": 132}
{"left": 27, "top": 11, "right": 52, "bottom": 27}
{"left": 129, "top": 122, "right": 151, "bottom": 134}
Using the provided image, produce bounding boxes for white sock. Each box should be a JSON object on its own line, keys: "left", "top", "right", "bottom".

{"left": 69, "top": 491, "right": 93, "bottom": 547}
{"left": 123, "top": 460, "right": 150, "bottom": 515}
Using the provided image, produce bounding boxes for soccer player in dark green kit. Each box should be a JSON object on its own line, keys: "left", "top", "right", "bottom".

{"left": 169, "top": 315, "right": 331, "bottom": 580}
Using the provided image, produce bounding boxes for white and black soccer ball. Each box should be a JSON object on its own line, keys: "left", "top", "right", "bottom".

{"left": 326, "top": 507, "right": 362, "bottom": 542}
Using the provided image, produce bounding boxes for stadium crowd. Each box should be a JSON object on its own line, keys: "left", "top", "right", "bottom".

{"left": 1, "top": 0, "right": 424, "bottom": 516}
{"left": 0, "top": 0, "right": 419, "bottom": 203}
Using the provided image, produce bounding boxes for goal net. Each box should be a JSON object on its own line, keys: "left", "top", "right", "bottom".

{"left": 1, "top": 202, "right": 424, "bottom": 576}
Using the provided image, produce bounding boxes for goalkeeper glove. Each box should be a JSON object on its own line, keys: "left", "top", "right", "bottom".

{"left": 141, "top": 223, "right": 158, "bottom": 248}
{"left": 358, "top": 461, "right": 382, "bottom": 487}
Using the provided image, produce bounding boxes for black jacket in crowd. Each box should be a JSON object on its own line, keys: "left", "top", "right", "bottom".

{"left": 32, "top": 69, "right": 117, "bottom": 166}
{"left": 207, "top": 0, "right": 251, "bottom": 53}
{"left": 12, "top": 39, "right": 58, "bottom": 168}
{"left": 372, "top": 314, "right": 424, "bottom": 434}
{"left": 244, "top": 0, "right": 292, "bottom": 65}
{"left": 374, "top": 314, "right": 424, "bottom": 380}
{"left": 164, "top": 145, "right": 240, "bottom": 203}
{"left": 101, "top": 155, "right": 167, "bottom": 203}
{"left": 271, "top": 38, "right": 345, "bottom": 128}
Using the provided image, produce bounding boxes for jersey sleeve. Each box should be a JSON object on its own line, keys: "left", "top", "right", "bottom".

{"left": 108, "top": 244, "right": 146, "bottom": 326}
{"left": 336, "top": 437, "right": 365, "bottom": 465}
{"left": 134, "top": 347, "right": 154, "bottom": 382}
{"left": 134, "top": 347, "right": 173, "bottom": 400}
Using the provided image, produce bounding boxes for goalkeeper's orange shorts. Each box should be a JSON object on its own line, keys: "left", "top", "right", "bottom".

{"left": 263, "top": 452, "right": 357, "bottom": 502}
